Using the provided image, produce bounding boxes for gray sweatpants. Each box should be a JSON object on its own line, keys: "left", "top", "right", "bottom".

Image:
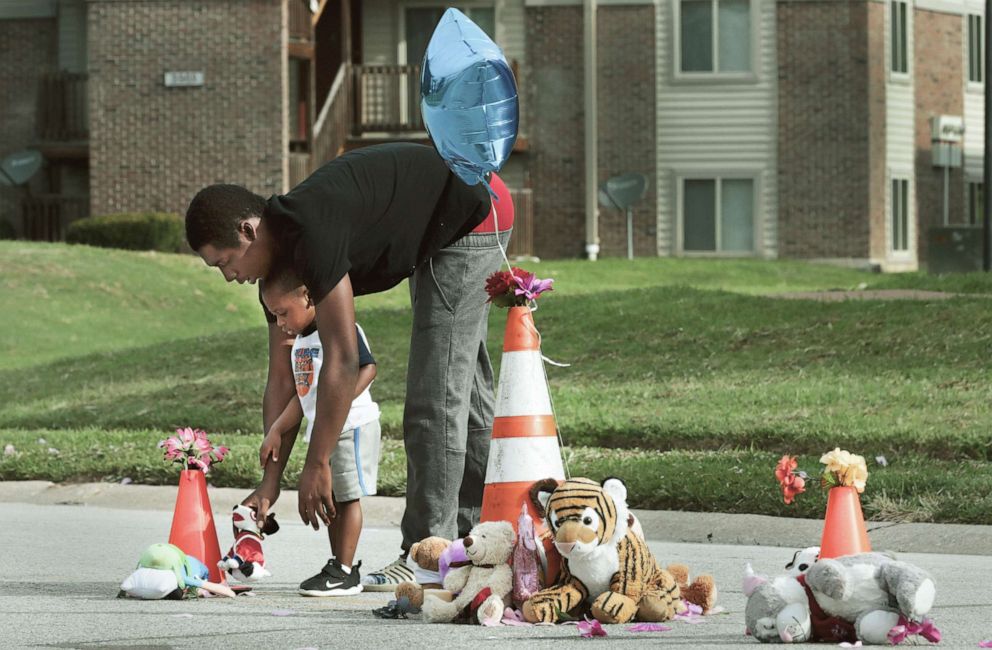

{"left": 400, "top": 229, "right": 512, "bottom": 552}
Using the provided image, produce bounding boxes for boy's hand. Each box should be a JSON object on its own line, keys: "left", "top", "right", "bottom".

{"left": 242, "top": 482, "right": 280, "bottom": 526}
{"left": 259, "top": 432, "right": 282, "bottom": 468}
{"left": 298, "top": 461, "right": 335, "bottom": 530}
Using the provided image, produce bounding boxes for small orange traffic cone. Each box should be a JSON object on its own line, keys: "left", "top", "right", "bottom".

{"left": 481, "top": 306, "right": 566, "bottom": 579}
{"left": 168, "top": 469, "right": 224, "bottom": 582}
{"left": 819, "top": 486, "right": 872, "bottom": 559}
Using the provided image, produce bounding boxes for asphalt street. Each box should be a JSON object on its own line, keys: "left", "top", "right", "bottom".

{"left": 1, "top": 485, "right": 990, "bottom": 649}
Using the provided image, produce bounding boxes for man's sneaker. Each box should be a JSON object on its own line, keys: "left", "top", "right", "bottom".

{"left": 298, "top": 559, "right": 363, "bottom": 597}
{"left": 360, "top": 556, "right": 416, "bottom": 592}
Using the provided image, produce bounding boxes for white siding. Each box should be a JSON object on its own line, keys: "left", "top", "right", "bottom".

{"left": 655, "top": 0, "right": 778, "bottom": 258}
{"left": 362, "top": 1, "right": 526, "bottom": 64}
{"left": 57, "top": 0, "right": 86, "bottom": 73}
{"left": 963, "top": 10, "right": 985, "bottom": 183}
{"left": 885, "top": 1, "right": 917, "bottom": 269}
{"left": 363, "top": 0, "right": 397, "bottom": 64}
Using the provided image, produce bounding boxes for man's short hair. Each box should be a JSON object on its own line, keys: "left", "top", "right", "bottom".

{"left": 185, "top": 184, "right": 267, "bottom": 251}
{"left": 260, "top": 258, "right": 304, "bottom": 297}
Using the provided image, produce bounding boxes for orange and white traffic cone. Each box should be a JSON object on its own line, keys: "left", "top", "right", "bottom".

{"left": 168, "top": 469, "right": 224, "bottom": 583}
{"left": 819, "top": 486, "right": 872, "bottom": 559}
{"left": 481, "top": 305, "right": 566, "bottom": 580}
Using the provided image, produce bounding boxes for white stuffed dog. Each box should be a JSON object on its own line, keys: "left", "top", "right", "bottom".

{"left": 421, "top": 521, "right": 515, "bottom": 624}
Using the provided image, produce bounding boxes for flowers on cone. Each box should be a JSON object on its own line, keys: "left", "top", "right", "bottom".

{"left": 774, "top": 448, "right": 870, "bottom": 504}
{"left": 484, "top": 267, "right": 553, "bottom": 307}
{"left": 820, "top": 447, "right": 868, "bottom": 493}
{"left": 158, "top": 427, "right": 229, "bottom": 474}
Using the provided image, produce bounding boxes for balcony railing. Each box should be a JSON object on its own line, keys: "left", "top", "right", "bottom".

{"left": 37, "top": 71, "right": 88, "bottom": 141}
{"left": 352, "top": 64, "right": 424, "bottom": 134}
{"left": 22, "top": 194, "right": 89, "bottom": 241}
{"left": 289, "top": 0, "right": 313, "bottom": 41}
{"left": 507, "top": 188, "right": 534, "bottom": 258}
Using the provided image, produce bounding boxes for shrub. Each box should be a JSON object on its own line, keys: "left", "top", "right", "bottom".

{"left": 0, "top": 218, "right": 15, "bottom": 240}
{"left": 65, "top": 212, "right": 186, "bottom": 252}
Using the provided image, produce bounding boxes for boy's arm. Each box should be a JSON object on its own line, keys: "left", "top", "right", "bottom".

{"left": 298, "top": 275, "right": 358, "bottom": 529}
{"left": 243, "top": 324, "right": 301, "bottom": 522}
{"left": 354, "top": 364, "right": 376, "bottom": 399}
{"left": 269, "top": 395, "right": 304, "bottom": 437}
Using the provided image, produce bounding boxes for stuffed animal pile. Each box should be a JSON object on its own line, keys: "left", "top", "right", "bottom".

{"left": 744, "top": 552, "right": 938, "bottom": 645}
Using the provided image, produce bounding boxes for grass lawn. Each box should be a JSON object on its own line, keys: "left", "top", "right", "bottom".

{"left": 2, "top": 241, "right": 992, "bottom": 523}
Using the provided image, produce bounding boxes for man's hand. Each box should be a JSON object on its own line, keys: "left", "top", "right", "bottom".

{"left": 259, "top": 431, "right": 282, "bottom": 468}
{"left": 241, "top": 481, "right": 280, "bottom": 526}
{"left": 298, "top": 461, "right": 335, "bottom": 530}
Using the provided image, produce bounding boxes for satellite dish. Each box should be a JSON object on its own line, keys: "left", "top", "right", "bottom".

{"left": 0, "top": 150, "right": 43, "bottom": 186}
{"left": 601, "top": 172, "right": 648, "bottom": 211}
{"left": 598, "top": 172, "right": 649, "bottom": 260}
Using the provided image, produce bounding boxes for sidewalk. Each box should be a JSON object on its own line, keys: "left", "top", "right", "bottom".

{"left": 3, "top": 480, "right": 990, "bottom": 555}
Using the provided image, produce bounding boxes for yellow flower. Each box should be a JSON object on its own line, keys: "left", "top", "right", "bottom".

{"left": 819, "top": 448, "right": 868, "bottom": 493}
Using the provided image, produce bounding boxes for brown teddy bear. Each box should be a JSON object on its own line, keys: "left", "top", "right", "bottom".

{"left": 394, "top": 536, "right": 451, "bottom": 609}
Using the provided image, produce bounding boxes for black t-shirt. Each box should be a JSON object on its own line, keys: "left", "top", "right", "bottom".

{"left": 260, "top": 142, "right": 490, "bottom": 321}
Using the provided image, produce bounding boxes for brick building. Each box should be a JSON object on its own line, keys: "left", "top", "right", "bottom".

{"left": 0, "top": 0, "right": 987, "bottom": 270}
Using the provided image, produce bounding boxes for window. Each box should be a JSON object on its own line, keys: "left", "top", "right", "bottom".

{"left": 969, "top": 182, "right": 984, "bottom": 225}
{"left": 682, "top": 177, "right": 754, "bottom": 252}
{"left": 679, "top": 0, "right": 751, "bottom": 74}
{"left": 891, "top": 1, "right": 908, "bottom": 74}
{"left": 405, "top": 6, "right": 495, "bottom": 66}
{"left": 891, "top": 178, "right": 909, "bottom": 252}
{"left": 969, "top": 14, "right": 983, "bottom": 84}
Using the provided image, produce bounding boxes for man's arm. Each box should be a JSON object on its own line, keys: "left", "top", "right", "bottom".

{"left": 242, "top": 323, "right": 300, "bottom": 521}
{"left": 297, "top": 274, "right": 358, "bottom": 529}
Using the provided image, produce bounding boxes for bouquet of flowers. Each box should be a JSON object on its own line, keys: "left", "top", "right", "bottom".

{"left": 484, "top": 267, "right": 553, "bottom": 308}
{"left": 775, "top": 447, "right": 868, "bottom": 504}
{"left": 159, "top": 427, "right": 229, "bottom": 474}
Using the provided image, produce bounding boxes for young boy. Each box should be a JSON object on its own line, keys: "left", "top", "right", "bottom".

{"left": 259, "top": 263, "right": 381, "bottom": 596}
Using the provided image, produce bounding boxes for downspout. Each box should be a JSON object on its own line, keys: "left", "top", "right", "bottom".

{"left": 584, "top": 0, "right": 599, "bottom": 260}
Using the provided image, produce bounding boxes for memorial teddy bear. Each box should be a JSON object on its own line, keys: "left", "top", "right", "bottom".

{"left": 217, "top": 504, "right": 279, "bottom": 582}
{"left": 394, "top": 536, "right": 454, "bottom": 609}
{"left": 420, "top": 521, "right": 515, "bottom": 624}
{"left": 522, "top": 477, "right": 718, "bottom": 625}
{"left": 743, "top": 552, "right": 939, "bottom": 645}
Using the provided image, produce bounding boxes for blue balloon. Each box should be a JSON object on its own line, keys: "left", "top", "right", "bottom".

{"left": 421, "top": 8, "right": 519, "bottom": 188}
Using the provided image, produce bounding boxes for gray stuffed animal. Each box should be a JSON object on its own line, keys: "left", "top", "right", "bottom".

{"left": 743, "top": 552, "right": 937, "bottom": 645}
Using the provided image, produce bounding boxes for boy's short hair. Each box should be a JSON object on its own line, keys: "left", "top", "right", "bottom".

{"left": 185, "top": 184, "right": 267, "bottom": 251}
{"left": 260, "top": 258, "right": 305, "bottom": 297}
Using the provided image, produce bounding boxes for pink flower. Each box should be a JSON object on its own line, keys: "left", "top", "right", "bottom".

{"left": 577, "top": 617, "right": 607, "bottom": 638}
{"left": 176, "top": 427, "right": 196, "bottom": 445}
{"left": 214, "top": 446, "right": 229, "bottom": 462}
{"left": 188, "top": 456, "right": 211, "bottom": 474}
{"left": 775, "top": 455, "right": 807, "bottom": 504}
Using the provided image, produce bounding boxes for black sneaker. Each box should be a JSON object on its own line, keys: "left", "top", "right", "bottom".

{"left": 299, "top": 559, "right": 363, "bottom": 597}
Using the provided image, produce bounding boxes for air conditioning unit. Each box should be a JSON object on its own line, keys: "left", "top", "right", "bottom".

{"left": 930, "top": 115, "right": 964, "bottom": 143}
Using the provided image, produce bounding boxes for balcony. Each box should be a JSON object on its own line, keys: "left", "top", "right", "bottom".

{"left": 352, "top": 64, "right": 424, "bottom": 134}
{"left": 36, "top": 71, "right": 88, "bottom": 147}
{"left": 289, "top": 0, "right": 313, "bottom": 42}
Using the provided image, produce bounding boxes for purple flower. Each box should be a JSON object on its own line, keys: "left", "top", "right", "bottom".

{"left": 512, "top": 270, "right": 553, "bottom": 301}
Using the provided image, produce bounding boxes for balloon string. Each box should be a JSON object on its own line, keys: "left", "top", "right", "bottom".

{"left": 491, "top": 196, "right": 571, "bottom": 478}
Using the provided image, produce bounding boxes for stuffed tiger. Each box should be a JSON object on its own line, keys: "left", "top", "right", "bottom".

{"left": 522, "top": 477, "right": 717, "bottom": 625}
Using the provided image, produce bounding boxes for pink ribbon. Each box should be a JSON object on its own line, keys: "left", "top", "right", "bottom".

{"left": 887, "top": 617, "right": 942, "bottom": 645}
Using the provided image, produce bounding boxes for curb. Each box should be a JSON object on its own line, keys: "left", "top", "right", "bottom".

{"left": 3, "top": 481, "right": 990, "bottom": 555}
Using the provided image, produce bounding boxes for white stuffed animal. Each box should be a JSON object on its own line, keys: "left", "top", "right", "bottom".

{"left": 421, "top": 521, "right": 515, "bottom": 624}
{"left": 744, "top": 552, "right": 938, "bottom": 645}
{"left": 785, "top": 546, "right": 819, "bottom": 577}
